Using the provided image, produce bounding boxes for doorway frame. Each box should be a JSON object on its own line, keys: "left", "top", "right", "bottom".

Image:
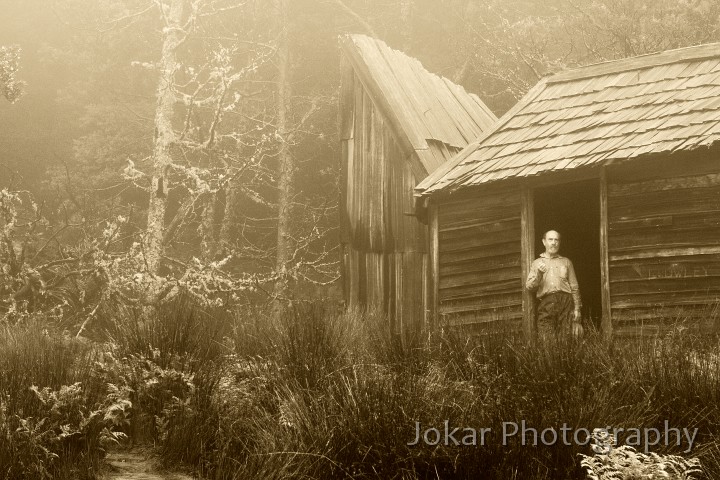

{"left": 520, "top": 168, "right": 612, "bottom": 338}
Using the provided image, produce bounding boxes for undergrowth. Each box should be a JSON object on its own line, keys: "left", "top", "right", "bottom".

{"left": 0, "top": 318, "right": 130, "bottom": 479}
{"left": 1, "top": 298, "right": 719, "bottom": 479}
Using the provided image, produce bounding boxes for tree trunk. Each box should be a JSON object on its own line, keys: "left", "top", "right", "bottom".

{"left": 273, "top": 0, "right": 293, "bottom": 304}
{"left": 398, "top": 0, "right": 413, "bottom": 51}
{"left": 146, "top": 0, "right": 185, "bottom": 276}
{"left": 219, "top": 181, "right": 237, "bottom": 251}
{"left": 200, "top": 191, "right": 218, "bottom": 261}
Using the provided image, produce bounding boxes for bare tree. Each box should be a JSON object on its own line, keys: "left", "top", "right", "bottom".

{"left": 273, "top": 0, "right": 293, "bottom": 304}
{"left": 0, "top": 45, "right": 24, "bottom": 103}
{"left": 146, "top": 0, "right": 185, "bottom": 276}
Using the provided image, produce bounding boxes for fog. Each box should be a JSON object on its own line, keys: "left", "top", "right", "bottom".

{"left": 1, "top": 0, "right": 718, "bottom": 311}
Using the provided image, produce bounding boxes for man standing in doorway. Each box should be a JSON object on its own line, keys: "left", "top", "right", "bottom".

{"left": 525, "top": 230, "right": 582, "bottom": 338}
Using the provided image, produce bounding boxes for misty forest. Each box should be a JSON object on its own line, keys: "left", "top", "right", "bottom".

{"left": 2, "top": 0, "right": 720, "bottom": 479}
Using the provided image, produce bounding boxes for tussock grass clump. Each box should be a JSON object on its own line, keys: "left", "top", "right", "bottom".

{"left": 98, "top": 294, "right": 234, "bottom": 446}
{"left": 0, "top": 319, "right": 130, "bottom": 479}
{"left": 103, "top": 293, "right": 232, "bottom": 371}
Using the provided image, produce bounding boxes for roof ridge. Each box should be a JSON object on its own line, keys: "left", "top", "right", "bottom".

{"left": 346, "top": 34, "right": 479, "bottom": 103}
{"left": 548, "top": 42, "right": 720, "bottom": 84}
{"left": 416, "top": 78, "right": 548, "bottom": 195}
{"left": 340, "top": 34, "right": 497, "bottom": 173}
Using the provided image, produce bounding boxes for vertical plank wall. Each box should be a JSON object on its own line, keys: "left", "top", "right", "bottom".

{"left": 437, "top": 188, "right": 523, "bottom": 331}
{"left": 607, "top": 156, "right": 720, "bottom": 335}
{"left": 340, "top": 69, "right": 428, "bottom": 342}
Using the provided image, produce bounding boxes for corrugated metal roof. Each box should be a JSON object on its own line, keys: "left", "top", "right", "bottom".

{"left": 341, "top": 35, "right": 497, "bottom": 173}
{"left": 417, "top": 42, "right": 720, "bottom": 197}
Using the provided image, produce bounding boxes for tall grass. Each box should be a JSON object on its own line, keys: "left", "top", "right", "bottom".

{"left": 119, "top": 301, "right": 715, "bottom": 479}
{"left": 97, "top": 294, "right": 233, "bottom": 444}
{"left": 0, "top": 317, "right": 128, "bottom": 479}
{"left": 101, "top": 293, "right": 232, "bottom": 371}
{"left": 2, "top": 299, "right": 718, "bottom": 479}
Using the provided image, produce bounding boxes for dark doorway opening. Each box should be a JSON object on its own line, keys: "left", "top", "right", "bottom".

{"left": 534, "top": 179, "right": 602, "bottom": 328}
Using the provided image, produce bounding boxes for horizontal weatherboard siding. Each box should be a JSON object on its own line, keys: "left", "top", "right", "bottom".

{"left": 437, "top": 188, "right": 523, "bottom": 330}
{"left": 607, "top": 159, "right": 720, "bottom": 335}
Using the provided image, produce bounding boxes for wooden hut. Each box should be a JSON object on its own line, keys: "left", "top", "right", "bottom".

{"left": 415, "top": 43, "right": 720, "bottom": 337}
{"left": 339, "top": 35, "right": 497, "bottom": 342}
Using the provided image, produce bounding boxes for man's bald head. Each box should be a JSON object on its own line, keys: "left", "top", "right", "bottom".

{"left": 543, "top": 230, "right": 561, "bottom": 240}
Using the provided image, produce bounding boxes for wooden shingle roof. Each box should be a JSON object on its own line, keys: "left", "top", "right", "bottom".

{"left": 417, "top": 42, "right": 720, "bottom": 197}
{"left": 341, "top": 34, "right": 497, "bottom": 174}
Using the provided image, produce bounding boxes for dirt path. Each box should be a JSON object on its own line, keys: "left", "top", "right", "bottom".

{"left": 102, "top": 448, "right": 195, "bottom": 480}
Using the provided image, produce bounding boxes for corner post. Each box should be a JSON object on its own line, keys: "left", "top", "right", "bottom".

{"left": 599, "top": 167, "right": 612, "bottom": 339}
{"left": 426, "top": 202, "right": 440, "bottom": 333}
{"left": 520, "top": 186, "right": 535, "bottom": 339}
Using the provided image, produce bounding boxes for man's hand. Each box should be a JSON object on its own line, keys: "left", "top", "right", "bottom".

{"left": 537, "top": 260, "right": 547, "bottom": 274}
{"left": 572, "top": 322, "right": 584, "bottom": 339}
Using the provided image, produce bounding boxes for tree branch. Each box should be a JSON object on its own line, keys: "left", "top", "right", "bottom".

{"left": 332, "top": 0, "right": 378, "bottom": 37}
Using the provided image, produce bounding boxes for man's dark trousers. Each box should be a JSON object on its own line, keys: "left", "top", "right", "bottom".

{"left": 537, "top": 291, "right": 574, "bottom": 337}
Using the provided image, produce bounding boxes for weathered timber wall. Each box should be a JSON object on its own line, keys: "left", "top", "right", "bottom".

{"left": 340, "top": 68, "right": 439, "bottom": 339}
{"left": 608, "top": 156, "right": 720, "bottom": 335}
{"left": 436, "top": 188, "right": 523, "bottom": 331}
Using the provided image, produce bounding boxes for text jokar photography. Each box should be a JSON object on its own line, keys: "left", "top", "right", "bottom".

{"left": 408, "top": 420, "right": 699, "bottom": 454}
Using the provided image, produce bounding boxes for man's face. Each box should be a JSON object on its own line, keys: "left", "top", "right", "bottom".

{"left": 542, "top": 231, "right": 561, "bottom": 256}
